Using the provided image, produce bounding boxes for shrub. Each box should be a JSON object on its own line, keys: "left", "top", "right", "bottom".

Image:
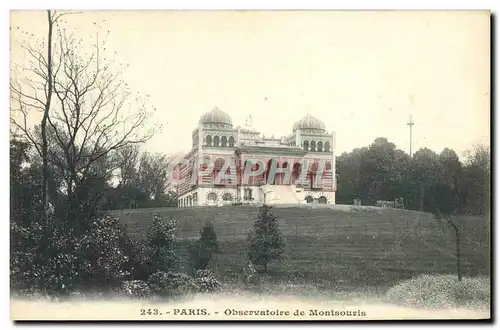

{"left": 193, "top": 269, "right": 221, "bottom": 293}
{"left": 386, "top": 274, "right": 491, "bottom": 309}
{"left": 247, "top": 205, "right": 285, "bottom": 272}
{"left": 11, "top": 219, "right": 83, "bottom": 296}
{"left": 189, "top": 222, "right": 219, "bottom": 271}
{"left": 11, "top": 213, "right": 133, "bottom": 296}
{"left": 146, "top": 215, "right": 177, "bottom": 273}
{"left": 242, "top": 260, "right": 260, "bottom": 285}
{"left": 121, "top": 236, "right": 155, "bottom": 281}
{"left": 199, "top": 221, "right": 219, "bottom": 253}
{"left": 121, "top": 280, "right": 151, "bottom": 298}
{"left": 78, "top": 215, "right": 131, "bottom": 289}
{"left": 148, "top": 271, "right": 197, "bottom": 297}
{"left": 189, "top": 240, "right": 213, "bottom": 271}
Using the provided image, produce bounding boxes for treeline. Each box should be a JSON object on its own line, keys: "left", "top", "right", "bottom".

{"left": 336, "top": 137, "right": 490, "bottom": 216}
{"left": 11, "top": 137, "right": 176, "bottom": 223}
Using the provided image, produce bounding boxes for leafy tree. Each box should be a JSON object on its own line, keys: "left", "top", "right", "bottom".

{"left": 429, "top": 149, "right": 466, "bottom": 282}
{"left": 247, "top": 205, "right": 285, "bottom": 272}
{"left": 146, "top": 215, "right": 177, "bottom": 274}
{"left": 459, "top": 144, "right": 490, "bottom": 216}
{"left": 199, "top": 221, "right": 219, "bottom": 253}
{"left": 137, "top": 152, "right": 172, "bottom": 203}
{"left": 189, "top": 222, "right": 219, "bottom": 271}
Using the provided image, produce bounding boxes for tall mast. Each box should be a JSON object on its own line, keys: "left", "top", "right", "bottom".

{"left": 407, "top": 115, "right": 415, "bottom": 157}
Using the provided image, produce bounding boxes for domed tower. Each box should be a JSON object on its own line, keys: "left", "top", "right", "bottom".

{"left": 199, "top": 106, "right": 233, "bottom": 129}
{"left": 292, "top": 113, "right": 336, "bottom": 203}
{"left": 292, "top": 114, "right": 326, "bottom": 134}
{"left": 292, "top": 114, "right": 331, "bottom": 153}
{"left": 197, "top": 107, "right": 237, "bottom": 149}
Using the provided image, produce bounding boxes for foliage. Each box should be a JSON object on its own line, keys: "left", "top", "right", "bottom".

{"left": 10, "top": 213, "right": 132, "bottom": 296}
{"left": 199, "top": 221, "right": 219, "bottom": 253}
{"left": 189, "top": 240, "right": 213, "bottom": 272}
{"left": 193, "top": 269, "right": 221, "bottom": 293}
{"left": 146, "top": 215, "right": 177, "bottom": 273}
{"left": 147, "top": 271, "right": 197, "bottom": 297}
{"left": 121, "top": 236, "right": 155, "bottom": 282}
{"left": 335, "top": 138, "right": 490, "bottom": 216}
{"left": 247, "top": 205, "right": 285, "bottom": 272}
{"left": 386, "top": 274, "right": 490, "bottom": 309}
{"left": 77, "top": 215, "right": 131, "bottom": 289}
{"left": 189, "top": 221, "right": 219, "bottom": 271}
{"left": 242, "top": 260, "right": 259, "bottom": 285}
{"left": 121, "top": 280, "right": 152, "bottom": 299}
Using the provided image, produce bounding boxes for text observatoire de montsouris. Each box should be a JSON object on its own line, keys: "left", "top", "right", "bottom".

{"left": 223, "top": 308, "right": 367, "bottom": 317}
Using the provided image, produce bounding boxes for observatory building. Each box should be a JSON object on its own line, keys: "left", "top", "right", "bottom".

{"left": 175, "top": 107, "right": 336, "bottom": 207}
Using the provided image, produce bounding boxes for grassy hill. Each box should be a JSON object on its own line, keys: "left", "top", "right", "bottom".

{"left": 113, "top": 205, "right": 490, "bottom": 289}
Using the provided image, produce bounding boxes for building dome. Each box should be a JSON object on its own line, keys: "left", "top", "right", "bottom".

{"left": 199, "top": 107, "right": 233, "bottom": 128}
{"left": 292, "top": 114, "right": 326, "bottom": 132}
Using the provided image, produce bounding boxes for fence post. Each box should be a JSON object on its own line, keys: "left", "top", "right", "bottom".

{"left": 333, "top": 222, "right": 336, "bottom": 237}
{"left": 295, "top": 224, "right": 298, "bottom": 239}
{"left": 349, "top": 222, "right": 352, "bottom": 238}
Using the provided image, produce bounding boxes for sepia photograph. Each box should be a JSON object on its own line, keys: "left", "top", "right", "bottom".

{"left": 8, "top": 9, "right": 491, "bottom": 321}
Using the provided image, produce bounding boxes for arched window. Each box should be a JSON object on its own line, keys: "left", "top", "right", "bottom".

{"left": 213, "top": 157, "right": 225, "bottom": 183}
{"left": 325, "top": 161, "right": 332, "bottom": 171}
{"left": 324, "top": 141, "right": 331, "bottom": 152}
{"left": 221, "top": 136, "right": 228, "bottom": 147}
{"left": 303, "top": 140, "right": 309, "bottom": 151}
{"left": 317, "top": 141, "right": 323, "bottom": 152}
{"left": 222, "top": 193, "right": 233, "bottom": 201}
{"left": 213, "top": 136, "right": 220, "bottom": 147}
{"left": 310, "top": 141, "right": 316, "bottom": 152}
{"left": 205, "top": 135, "right": 212, "bottom": 146}
{"left": 214, "top": 158, "right": 225, "bottom": 170}
{"left": 292, "top": 162, "right": 301, "bottom": 185}
{"left": 207, "top": 192, "right": 217, "bottom": 201}
{"left": 228, "top": 136, "right": 235, "bottom": 147}
{"left": 318, "top": 196, "right": 327, "bottom": 204}
{"left": 305, "top": 195, "right": 313, "bottom": 203}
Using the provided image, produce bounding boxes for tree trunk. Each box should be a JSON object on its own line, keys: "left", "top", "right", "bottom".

{"left": 420, "top": 182, "right": 424, "bottom": 212}
{"left": 455, "top": 226, "right": 462, "bottom": 281}
{"left": 41, "top": 10, "right": 54, "bottom": 228}
{"left": 67, "top": 173, "right": 78, "bottom": 231}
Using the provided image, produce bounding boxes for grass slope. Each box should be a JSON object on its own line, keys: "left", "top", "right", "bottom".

{"left": 113, "top": 205, "right": 490, "bottom": 288}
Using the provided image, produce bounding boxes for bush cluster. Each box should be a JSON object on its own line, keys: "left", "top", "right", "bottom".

{"left": 386, "top": 274, "right": 490, "bottom": 309}
{"left": 11, "top": 211, "right": 223, "bottom": 299}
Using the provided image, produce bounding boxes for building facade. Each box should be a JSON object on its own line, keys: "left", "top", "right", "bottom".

{"left": 176, "top": 107, "right": 336, "bottom": 207}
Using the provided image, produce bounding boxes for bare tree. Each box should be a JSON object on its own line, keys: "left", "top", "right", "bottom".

{"left": 10, "top": 10, "right": 77, "bottom": 226}
{"left": 11, "top": 13, "right": 158, "bottom": 227}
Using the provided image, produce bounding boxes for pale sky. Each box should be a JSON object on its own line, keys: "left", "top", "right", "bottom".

{"left": 10, "top": 10, "right": 490, "bottom": 158}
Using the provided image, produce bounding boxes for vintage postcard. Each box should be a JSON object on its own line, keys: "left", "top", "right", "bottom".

{"left": 9, "top": 10, "right": 491, "bottom": 321}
